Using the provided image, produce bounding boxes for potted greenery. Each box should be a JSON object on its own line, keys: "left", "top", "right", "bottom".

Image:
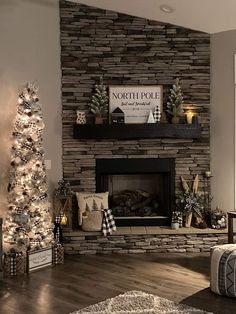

{"left": 166, "top": 78, "right": 184, "bottom": 124}
{"left": 89, "top": 76, "right": 108, "bottom": 124}
{"left": 177, "top": 175, "right": 206, "bottom": 228}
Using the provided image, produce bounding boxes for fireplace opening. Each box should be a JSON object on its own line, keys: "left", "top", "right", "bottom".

{"left": 96, "top": 158, "right": 175, "bottom": 226}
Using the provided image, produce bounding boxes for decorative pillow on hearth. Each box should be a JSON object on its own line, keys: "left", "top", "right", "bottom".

{"left": 76, "top": 192, "right": 109, "bottom": 225}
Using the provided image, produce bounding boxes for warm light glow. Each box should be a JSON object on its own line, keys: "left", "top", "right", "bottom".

{"left": 3, "top": 83, "right": 54, "bottom": 255}
{"left": 186, "top": 111, "right": 194, "bottom": 124}
{"left": 60, "top": 214, "right": 68, "bottom": 226}
{"left": 25, "top": 94, "right": 30, "bottom": 101}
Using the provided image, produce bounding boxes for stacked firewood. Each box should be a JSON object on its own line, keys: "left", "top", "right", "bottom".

{"left": 111, "top": 190, "right": 159, "bottom": 217}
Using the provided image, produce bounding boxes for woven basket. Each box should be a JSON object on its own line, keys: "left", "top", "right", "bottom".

{"left": 3, "top": 254, "right": 26, "bottom": 276}
{"left": 53, "top": 244, "right": 64, "bottom": 264}
{"left": 82, "top": 210, "right": 103, "bottom": 231}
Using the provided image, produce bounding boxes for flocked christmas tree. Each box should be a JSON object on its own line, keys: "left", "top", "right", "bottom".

{"left": 3, "top": 83, "right": 54, "bottom": 254}
{"left": 166, "top": 78, "right": 184, "bottom": 121}
{"left": 89, "top": 76, "right": 108, "bottom": 120}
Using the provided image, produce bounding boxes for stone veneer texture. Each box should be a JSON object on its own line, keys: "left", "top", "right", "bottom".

{"left": 60, "top": 1, "right": 210, "bottom": 202}
{"left": 63, "top": 233, "right": 227, "bottom": 255}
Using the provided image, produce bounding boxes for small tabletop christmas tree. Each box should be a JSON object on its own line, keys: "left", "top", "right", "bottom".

{"left": 166, "top": 78, "right": 184, "bottom": 124}
{"left": 89, "top": 76, "right": 108, "bottom": 124}
{"left": 3, "top": 83, "right": 54, "bottom": 254}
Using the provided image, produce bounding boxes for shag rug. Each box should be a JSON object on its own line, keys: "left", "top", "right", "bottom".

{"left": 71, "top": 290, "right": 212, "bottom": 314}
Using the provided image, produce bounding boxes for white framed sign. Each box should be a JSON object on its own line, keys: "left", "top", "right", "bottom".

{"left": 27, "top": 247, "right": 53, "bottom": 272}
{"left": 109, "top": 85, "right": 163, "bottom": 123}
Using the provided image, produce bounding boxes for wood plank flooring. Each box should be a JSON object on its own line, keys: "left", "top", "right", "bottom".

{"left": 0, "top": 253, "right": 235, "bottom": 314}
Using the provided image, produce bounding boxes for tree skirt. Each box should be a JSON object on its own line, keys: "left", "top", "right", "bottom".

{"left": 71, "top": 290, "right": 212, "bottom": 314}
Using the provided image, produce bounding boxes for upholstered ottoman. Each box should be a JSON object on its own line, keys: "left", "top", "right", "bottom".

{"left": 211, "top": 244, "right": 236, "bottom": 297}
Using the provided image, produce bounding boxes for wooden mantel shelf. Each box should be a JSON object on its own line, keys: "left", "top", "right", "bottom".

{"left": 73, "top": 123, "right": 201, "bottom": 140}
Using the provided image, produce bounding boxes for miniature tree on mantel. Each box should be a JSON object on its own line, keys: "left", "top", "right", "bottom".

{"left": 89, "top": 76, "right": 108, "bottom": 124}
{"left": 3, "top": 83, "right": 54, "bottom": 254}
{"left": 166, "top": 78, "right": 184, "bottom": 124}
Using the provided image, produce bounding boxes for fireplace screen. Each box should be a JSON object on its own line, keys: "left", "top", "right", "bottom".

{"left": 96, "top": 158, "right": 175, "bottom": 226}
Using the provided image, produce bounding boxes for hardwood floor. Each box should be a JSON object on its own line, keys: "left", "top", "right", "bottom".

{"left": 0, "top": 253, "right": 235, "bottom": 314}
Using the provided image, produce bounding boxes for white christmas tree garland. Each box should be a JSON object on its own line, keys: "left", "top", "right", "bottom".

{"left": 3, "top": 83, "right": 54, "bottom": 254}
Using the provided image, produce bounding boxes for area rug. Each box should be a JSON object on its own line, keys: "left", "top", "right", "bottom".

{"left": 71, "top": 290, "right": 212, "bottom": 314}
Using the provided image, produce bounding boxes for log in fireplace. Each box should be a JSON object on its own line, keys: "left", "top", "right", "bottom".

{"left": 96, "top": 158, "right": 175, "bottom": 226}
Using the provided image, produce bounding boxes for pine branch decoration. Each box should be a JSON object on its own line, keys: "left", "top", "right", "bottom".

{"left": 178, "top": 175, "right": 204, "bottom": 219}
{"left": 89, "top": 76, "right": 108, "bottom": 117}
{"left": 166, "top": 78, "right": 184, "bottom": 117}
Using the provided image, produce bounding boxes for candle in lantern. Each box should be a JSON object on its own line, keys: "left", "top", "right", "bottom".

{"left": 186, "top": 111, "right": 194, "bottom": 124}
{"left": 60, "top": 213, "right": 68, "bottom": 226}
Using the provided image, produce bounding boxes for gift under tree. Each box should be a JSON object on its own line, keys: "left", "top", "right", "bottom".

{"left": 3, "top": 83, "right": 54, "bottom": 255}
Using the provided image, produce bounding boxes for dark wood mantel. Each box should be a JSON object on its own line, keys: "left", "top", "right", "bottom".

{"left": 73, "top": 123, "right": 201, "bottom": 140}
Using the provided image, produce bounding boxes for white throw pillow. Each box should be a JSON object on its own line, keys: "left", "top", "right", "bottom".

{"left": 76, "top": 192, "right": 109, "bottom": 225}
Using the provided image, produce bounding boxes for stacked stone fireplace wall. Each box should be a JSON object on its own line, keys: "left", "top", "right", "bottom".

{"left": 60, "top": 2, "right": 210, "bottom": 215}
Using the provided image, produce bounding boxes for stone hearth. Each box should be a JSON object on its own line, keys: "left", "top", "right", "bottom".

{"left": 63, "top": 227, "right": 227, "bottom": 255}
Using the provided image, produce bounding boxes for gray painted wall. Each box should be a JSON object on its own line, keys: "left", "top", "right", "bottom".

{"left": 211, "top": 30, "right": 236, "bottom": 212}
{"left": 0, "top": 0, "right": 62, "bottom": 216}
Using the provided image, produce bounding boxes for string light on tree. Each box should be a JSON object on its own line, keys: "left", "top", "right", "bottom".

{"left": 3, "top": 83, "right": 54, "bottom": 254}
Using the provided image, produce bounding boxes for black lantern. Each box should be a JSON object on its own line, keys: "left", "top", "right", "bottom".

{"left": 111, "top": 107, "right": 125, "bottom": 124}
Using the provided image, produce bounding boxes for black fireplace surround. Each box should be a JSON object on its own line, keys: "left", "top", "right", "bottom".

{"left": 96, "top": 158, "right": 175, "bottom": 226}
